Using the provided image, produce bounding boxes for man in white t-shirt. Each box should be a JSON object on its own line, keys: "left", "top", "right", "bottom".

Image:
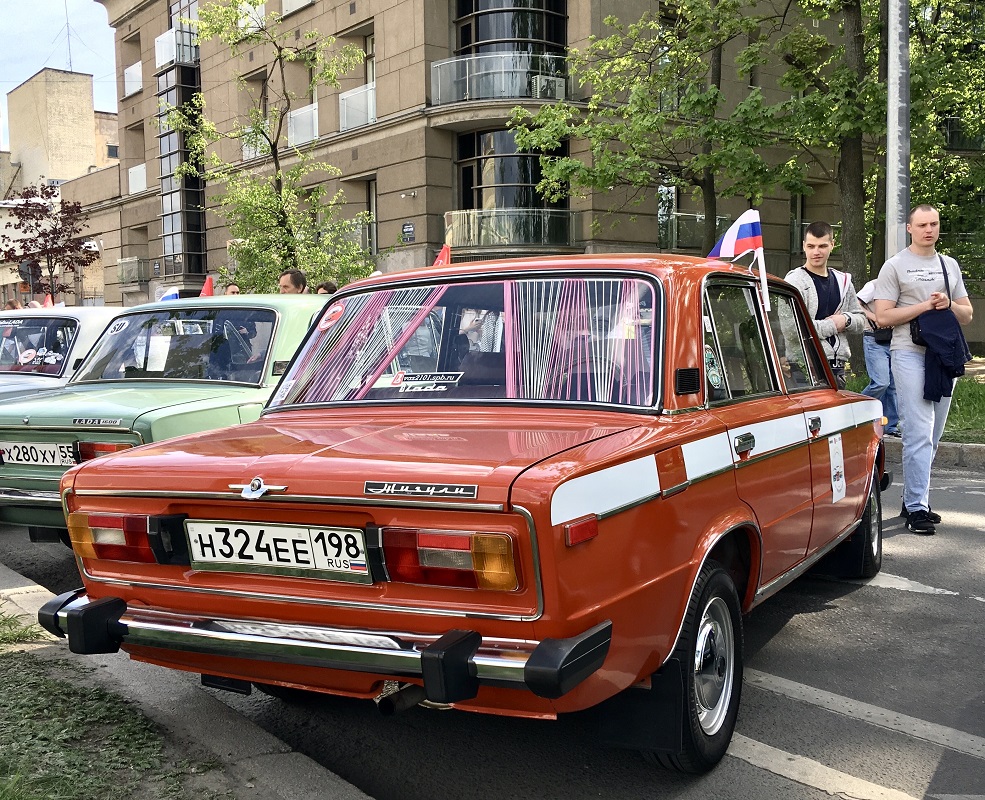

{"left": 873, "top": 204, "right": 974, "bottom": 534}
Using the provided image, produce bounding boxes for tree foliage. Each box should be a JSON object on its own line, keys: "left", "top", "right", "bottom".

{"left": 512, "top": 1, "right": 810, "bottom": 254}
{"left": 0, "top": 183, "right": 98, "bottom": 299}
{"left": 513, "top": 0, "right": 985, "bottom": 282}
{"left": 170, "top": 0, "right": 375, "bottom": 293}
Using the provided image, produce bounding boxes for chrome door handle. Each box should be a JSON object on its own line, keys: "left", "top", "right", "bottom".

{"left": 734, "top": 432, "right": 756, "bottom": 454}
{"left": 808, "top": 416, "right": 821, "bottom": 434}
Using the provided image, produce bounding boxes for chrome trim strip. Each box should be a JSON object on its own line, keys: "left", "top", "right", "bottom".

{"left": 69, "top": 488, "right": 505, "bottom": 513}
{"left": 0, "top": 424, "right": 134, "bottom": 433}
{"left": 661, "top": 481, "right": 690, "bottom": 499}
{"left": 511, "top": 504, "right": 544, "bottom": 621}
{"left": 49, "top": 599, "right": 537, "bottom": 686}
{"left": 733, "top": 439, "right": 808, "bottom": 468}
{"left": 0, "top": 488, "right": 61, "bottom": 506}
{"left": 596, "top": 491, "right": 662, "bottom": 521}
{"left": 753, "top": 518, "right": 859, "bottom": 604}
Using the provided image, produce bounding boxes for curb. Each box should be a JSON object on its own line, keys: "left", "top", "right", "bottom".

{"left": 881, "top": 436, "right": 985, "bottom": 470}
{"left": 0, "top": 561, "right": 371, "bottom": 800}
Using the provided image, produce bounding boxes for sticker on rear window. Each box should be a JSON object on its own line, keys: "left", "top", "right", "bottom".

{"left": 319, "top": 302, "right": 345, "bottom": 331}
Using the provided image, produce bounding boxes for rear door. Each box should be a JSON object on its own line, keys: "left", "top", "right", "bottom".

{"left": 766, "top": 290, "right": 869, "bottom": 555}
{"left": 703, "top": 280, "right": 814, "bottom": 584}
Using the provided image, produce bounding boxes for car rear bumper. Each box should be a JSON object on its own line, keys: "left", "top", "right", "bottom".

{"left": 39, "top": 589, "right": 612, "bottom": 703}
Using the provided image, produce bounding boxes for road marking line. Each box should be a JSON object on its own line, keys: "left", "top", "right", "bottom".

{"left": 848, "top": 572, "right": 960, "bottom": 596}
{"left": 729, "top": 734, "right": 921, "bottom": 799}
{"left": 746, "top": 669, "right": 985, "bottom": 760}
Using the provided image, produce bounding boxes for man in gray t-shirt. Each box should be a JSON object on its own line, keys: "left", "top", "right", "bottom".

{"left": 872, "top": 204, "right": 974, "bottom": 534}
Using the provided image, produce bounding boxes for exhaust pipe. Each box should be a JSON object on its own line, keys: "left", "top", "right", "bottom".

{"left": 376, "top": 683, "right": 427, "bottom": 716}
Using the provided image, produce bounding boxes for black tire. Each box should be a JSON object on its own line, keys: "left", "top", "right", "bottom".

{"left": 857, "top": 474, "right": 883, "bottom": 579}
{"left": 647, "top": 559, "right": 743, "bottom": 773}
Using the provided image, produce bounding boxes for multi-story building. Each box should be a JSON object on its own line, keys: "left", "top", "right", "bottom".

{"left": 1, "top": 68, "right": 119, "bottom": 306}
{"left": 76, "top": 0, "right": 851, "bottom": 308}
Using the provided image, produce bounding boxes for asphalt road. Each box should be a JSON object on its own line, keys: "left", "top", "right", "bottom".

{"left": 2, "top": 463, "right": 983, "bottom": 800}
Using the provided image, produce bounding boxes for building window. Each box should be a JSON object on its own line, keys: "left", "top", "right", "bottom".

{"left": 456, "top": 129, "right": 567, "bottom": 211}
{"left": 455, "top": 0, "right": 566, "bottom": 57}
{"left": 107, "top": 144, "right": 119, "bottom": 159}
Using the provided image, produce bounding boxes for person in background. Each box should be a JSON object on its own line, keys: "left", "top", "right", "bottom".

{"left": 783, "top": 221, "right": 865, "bottom": 390}
{"left": 225, "top": 282, "right": 241, "bottom": 295}
{"left": 4, "top": 300, "right": 22, "bottom": 310}
{"left": 315, "top": 281, "right": 337, "bottom": 295}
{"left": 873, "top": 203, "right": 974, "bottom": 535}
{"left": 278, "top": 269, "right": 307, "bottom": 294}
{"left": 857, "top": 279, "right": 900, "bottom": 437}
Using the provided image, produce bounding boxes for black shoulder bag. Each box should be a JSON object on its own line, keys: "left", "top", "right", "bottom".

{"left": 909, "top": 256, "right": 950, "bottom": 347}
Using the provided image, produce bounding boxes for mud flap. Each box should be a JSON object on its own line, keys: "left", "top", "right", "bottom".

{"left": 596, "top": 657, "right": 685, "bottom": 753}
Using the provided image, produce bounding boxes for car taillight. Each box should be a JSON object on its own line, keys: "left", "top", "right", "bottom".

{"left": 382, "top": 527, "right": 519, "bottom": 591}
{"left": 67, "top": 512, "right": 157, "bottom": 563}
{"left": 74, "top": 441, "right": 134, "bottom": 461}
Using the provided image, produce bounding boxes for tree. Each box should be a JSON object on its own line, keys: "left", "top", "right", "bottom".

{"left": 0, "top": 183, "right": 98, "bottom": 300}
{"left": 511, "top": 2, "right": 809, "bottom": 254}
{"left": 169, "top": 0, "right": 375, "bottom": 292}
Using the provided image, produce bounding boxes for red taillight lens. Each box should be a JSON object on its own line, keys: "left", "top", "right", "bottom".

{"left": 75, "top": 441, "right": 134, "bottom": 461}
{"left": 66, "top": 512, "right": 156, "bottom": 563}
{"left": 382, "top": 527, "right": 519, "bottom": 590}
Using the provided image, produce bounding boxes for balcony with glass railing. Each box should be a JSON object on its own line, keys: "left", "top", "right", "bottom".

{"left": 669, "top": 213, "right": 732, "bottom": 250}
{"left": 155, "top": 28, "right": 199, "bottom": 70}
{"left": 339, "top": 83, "right": 376, "bottom": 132}
{"left": 287, "top": 102, "right": 318, "bottom": 147}
{"left": 117, "top": 257, "right": 155, "bottom": 286}
{"left": 431, "top": 53, "right": 568, "bottom": 106}
{"left": 123, "top": 62, "right": 143, "bottom": 97}
{"left": 444, "top": 208, "right": 579, "bottom": 250}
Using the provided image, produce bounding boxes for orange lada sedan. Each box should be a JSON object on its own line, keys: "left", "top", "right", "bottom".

{"left": 40, "top": 254, "right": 888, "bottom": 773}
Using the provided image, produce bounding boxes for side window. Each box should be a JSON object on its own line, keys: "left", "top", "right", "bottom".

{"left": 769, "top": 293, "right": 830, "bottom": 390}
{"left": 704, "top": 283, "right": 777, "bottom": 401}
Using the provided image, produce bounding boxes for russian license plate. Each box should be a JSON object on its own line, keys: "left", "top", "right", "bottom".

{"left": 0, "top": 441, "right": 76, "bottom": 467}
{"left": 186, "top": 520, "right": 372, "bottom": 584}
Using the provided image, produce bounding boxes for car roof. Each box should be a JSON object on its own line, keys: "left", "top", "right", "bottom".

{"left": 341, "top": 253, "right": 775, "bottom": 292}
{"left": 125, "top": 294, "right": 329, "bottom": 313}
{"left": 0, "top": 306, "right": 122, "bottom": 322}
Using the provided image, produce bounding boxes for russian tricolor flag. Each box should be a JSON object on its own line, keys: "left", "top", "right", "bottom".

{"left": 707, "top": 208, "right": 771, "bottom": 310}
{"left": 708, "top": 209, "right": 764, "bottom": 260}
{"left": 159, "top": 287, "right": 181, "bottom": 302}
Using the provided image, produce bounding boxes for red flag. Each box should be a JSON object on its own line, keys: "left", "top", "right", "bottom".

{"left": 432, "top": 243, "right": 451, "bottom": 267}
{"left": 199, "top": 275, "right": 214, "bottom": 296}
{"left": 43, "top": 294, "right": 54, "bottom": 307}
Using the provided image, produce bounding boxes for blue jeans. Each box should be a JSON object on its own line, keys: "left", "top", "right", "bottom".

{"left": 861, "top": 334, "right": 899, "bottom": 432}
{"left": 892, "top": 349, "right": 952, "bottom": 513}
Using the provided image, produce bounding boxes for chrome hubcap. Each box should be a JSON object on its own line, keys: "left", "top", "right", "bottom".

{"left": 868, "top": 490, "right": 881, "bottom": 558}
{"left": 693, "top": 596, "right": 735, "bottom": 735}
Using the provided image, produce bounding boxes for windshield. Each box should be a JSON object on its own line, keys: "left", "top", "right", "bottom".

{"left": 0, "top": 317, "right": 79, "bottom": 377}
{"left": 271, "top": 276, "right": 656, "bottom": 408}
{"left": 73, "top": 306, "right": 276, "bottom": 384}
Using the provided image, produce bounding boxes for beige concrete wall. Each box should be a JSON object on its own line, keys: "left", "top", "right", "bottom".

{"left": 8, "top": 70, "right": 97, "bottom": 186}
{"left": 94, "top": 112, "right": 121, "bottom": 170}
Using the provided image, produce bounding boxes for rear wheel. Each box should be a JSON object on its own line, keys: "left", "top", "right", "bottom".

{"left": 647, "top": 559, "right": 743, "bottom": 773}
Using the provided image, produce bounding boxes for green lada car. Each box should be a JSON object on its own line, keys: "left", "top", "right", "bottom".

{"left": 0, "top": 293, "right": 327, "bottom": 543}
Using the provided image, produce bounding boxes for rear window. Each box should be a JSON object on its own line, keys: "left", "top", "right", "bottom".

{"left": 0, "top": 317, "right": 79, "bottom": 376}
{"left": 73, "top": 307, "right": 276, "bottom": 384}
{"left": 271, "top": 276, "right": 657, "bottom": 408}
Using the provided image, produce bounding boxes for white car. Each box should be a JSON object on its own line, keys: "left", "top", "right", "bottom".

{"left": 0, "top": 307, "right": 121, "bottom": 402}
